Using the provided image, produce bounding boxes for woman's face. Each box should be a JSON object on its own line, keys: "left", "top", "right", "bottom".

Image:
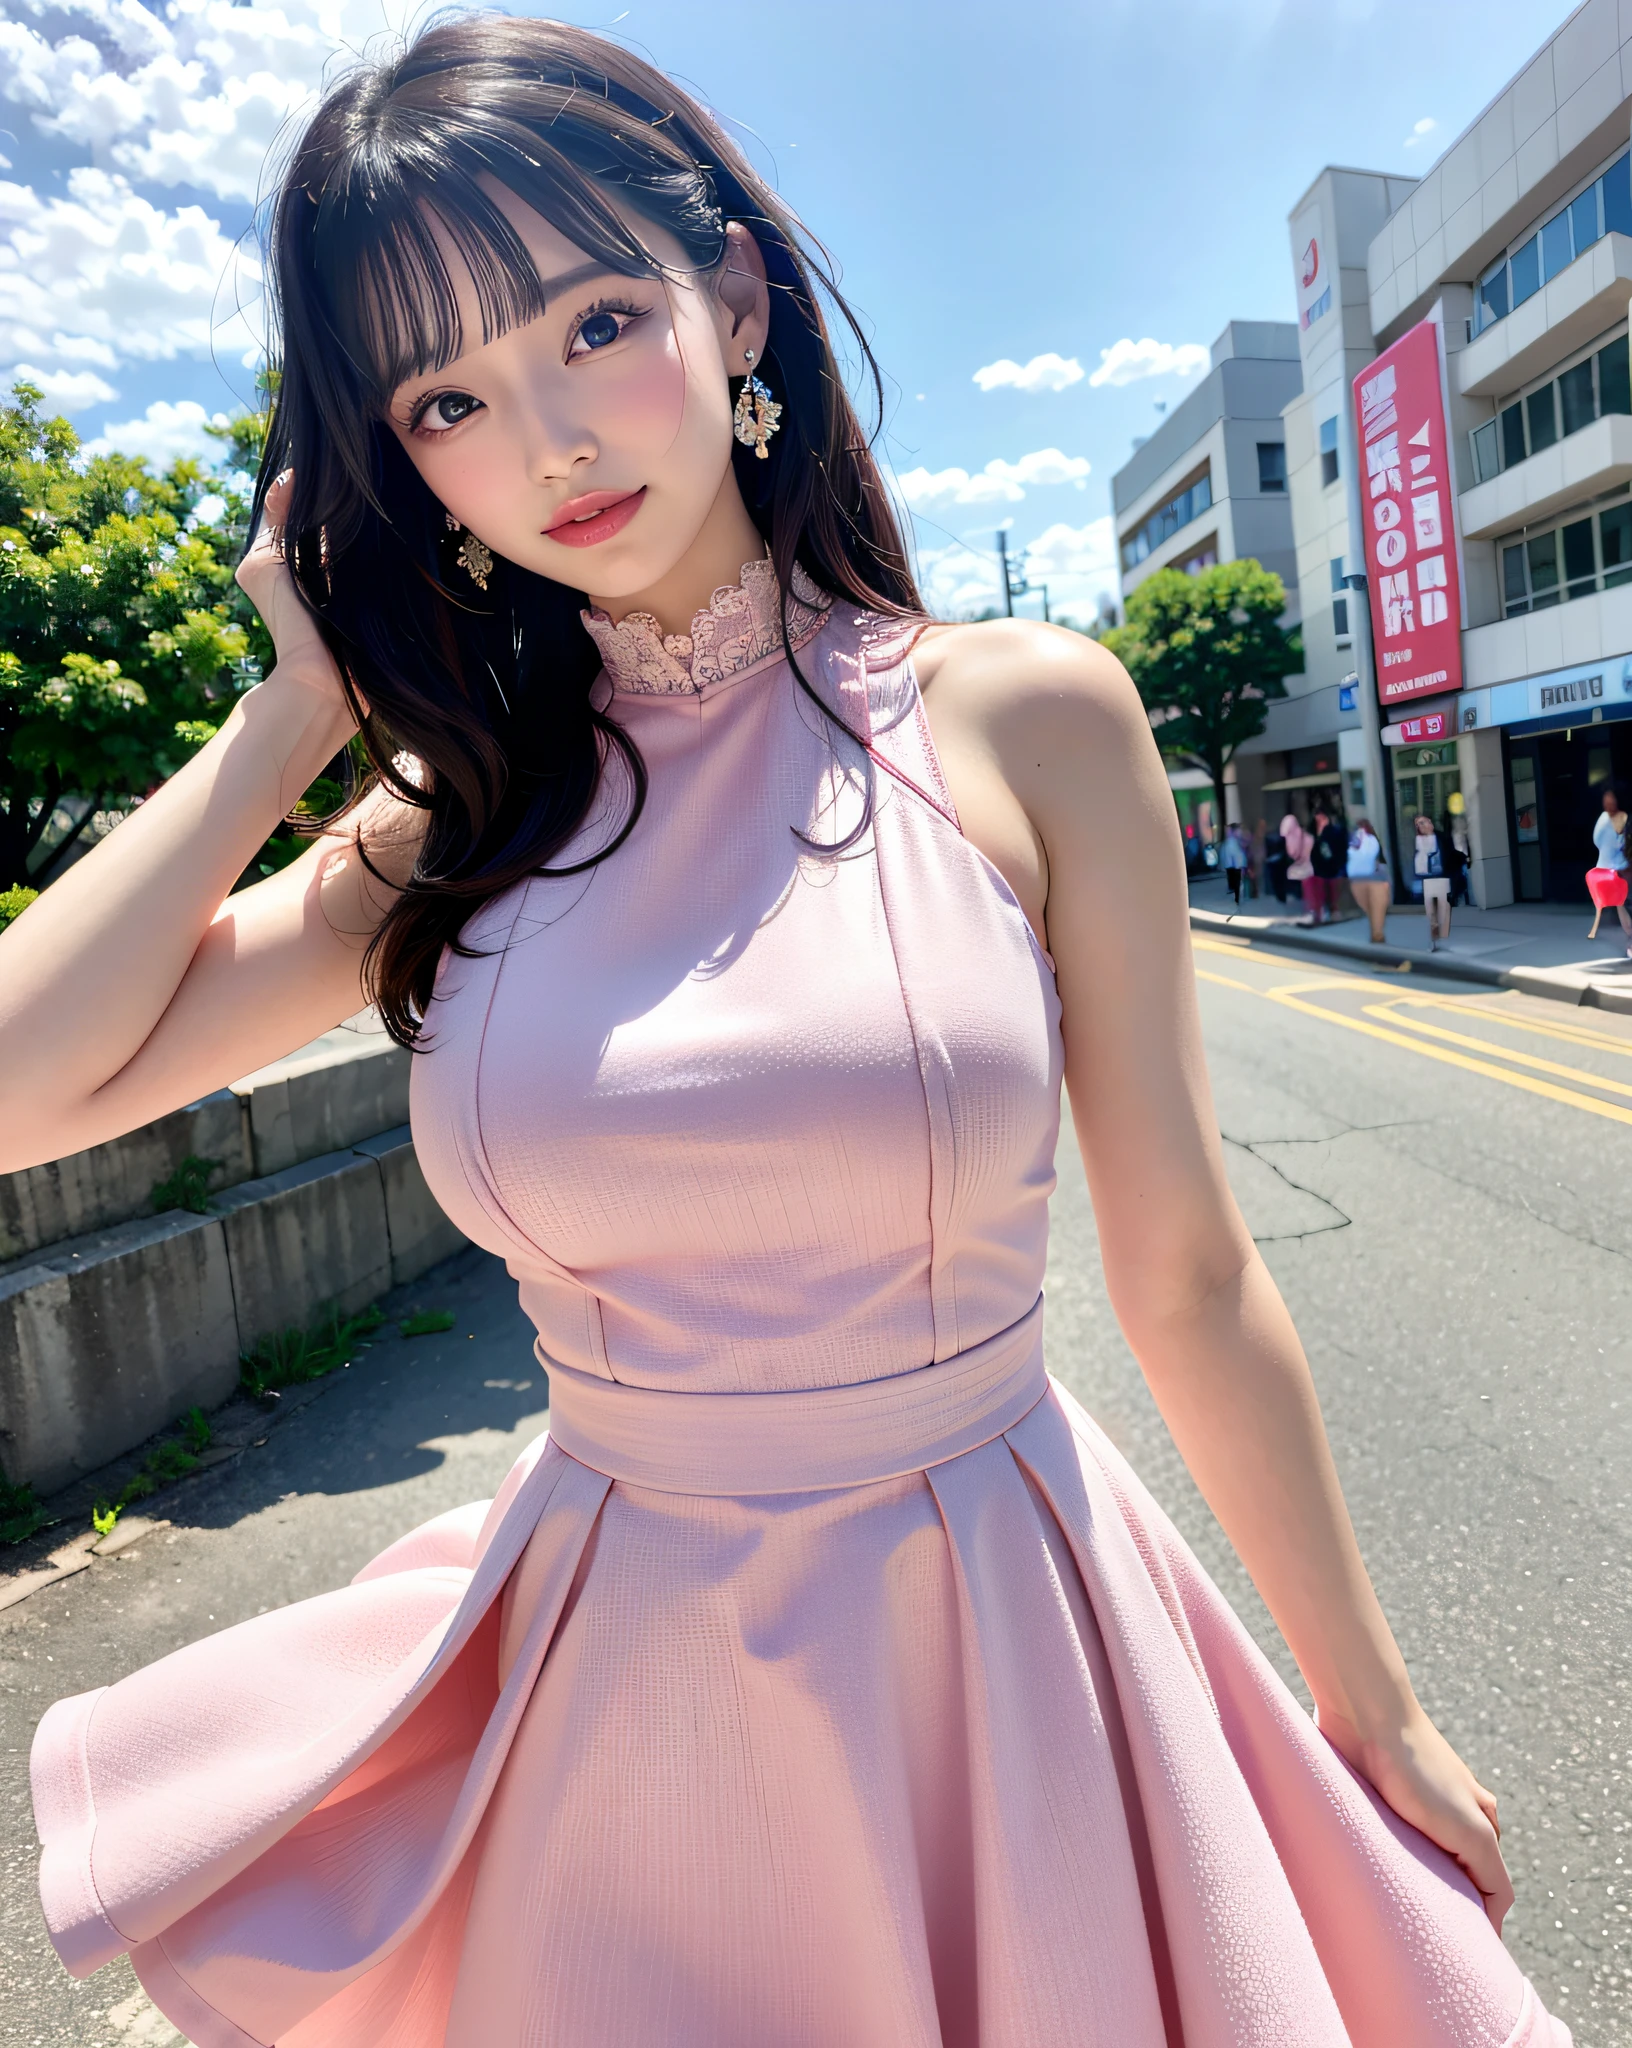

{"left": 1604, "top": 789, "right": 1619, "bottom": 814}
{"left": 383, "top": 188, "right": 768, "bottom": 605}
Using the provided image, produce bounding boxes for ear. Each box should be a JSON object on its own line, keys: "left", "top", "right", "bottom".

{"left": 711, "top": 219, "right": 770, "bottom": 372}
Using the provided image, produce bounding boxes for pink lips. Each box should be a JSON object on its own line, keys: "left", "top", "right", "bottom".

{"left": 542, "top": 487, "right": 647, "bottom": 549}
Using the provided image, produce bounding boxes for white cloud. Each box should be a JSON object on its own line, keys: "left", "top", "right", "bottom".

{"left": 0, "top": 0, "right": 412, "bottom": 205}
{"left": 912, "top": 516, "right": 1119, "bottom": 623}
{"left": 1404, "top": 116, "right": 1437, "bottom": 149}
{"left": 1022, "top": 517, "right": 1118, "bottom": 590}
{"left": 1087, "top": 338, "right": 1210, "bottom": 388}
{"left": 83, "top": 395, "right": 229, "bottom": 465}
{"left": 914, "top": 540, "right": 1003, "bottom": 619}
{"left": 896, "top": 447, "right": 1091, "bottom": 509}
{"left": 6, "top": 361, "right": 118, "bottom": 409}
{"left": 972, "top": 353, "right": 1084, "bottom": 395}
{"left": 0, "top": 167, "right": 257, "bottom": 369}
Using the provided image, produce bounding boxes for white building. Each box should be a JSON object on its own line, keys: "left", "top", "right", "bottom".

{"left": 1298, "top": 1, "right": 1632, "bottom": 905}
{"left": 1110, "top": 322, "right": 1303, "bottom": 838}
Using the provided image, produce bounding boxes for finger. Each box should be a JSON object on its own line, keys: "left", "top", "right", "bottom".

{"left": 1473, "top": 1781, "right": 1501, "bottom": 1838}
{"left": 1455, "top": 1815, "right": 1513, "bottom": 1929}
{"left": 263, "top": 468, "right": 294, "bottom": 521}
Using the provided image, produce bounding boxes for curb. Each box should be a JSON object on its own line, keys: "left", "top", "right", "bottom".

{"left": 1189, "top": 908, "right": 1632, "bottom": 1013}
{"left": 0, "top": 1125, "right": 465, "bottom": 1495}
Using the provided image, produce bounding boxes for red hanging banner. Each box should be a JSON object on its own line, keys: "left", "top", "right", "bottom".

{"left": 1352, "top": 318, "right": 1464, "bottom": 710}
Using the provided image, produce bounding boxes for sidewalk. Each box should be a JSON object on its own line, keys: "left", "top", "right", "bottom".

{"left": 1188, "top": 872, "right": 1632, "bottom": 1011}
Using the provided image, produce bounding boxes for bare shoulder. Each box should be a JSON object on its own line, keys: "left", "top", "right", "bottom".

{"left": 912, "top": 616, "right": 1164, "bottom": 830}
{"left": 914, "top": 617, "right": 1148, "bottom": 760}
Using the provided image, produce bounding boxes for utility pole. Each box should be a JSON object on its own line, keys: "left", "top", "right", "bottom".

{"left": 996, "top": 529, "right": 1014, "bottom": 617}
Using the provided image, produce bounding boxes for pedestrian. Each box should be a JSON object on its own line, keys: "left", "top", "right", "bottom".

{"left": 1347, "top": 816, "right": 1391, "bottom": 943}
{"left": 1249, "top": 815, "right": 1267, "bottom": 898}
{"left": 1447, "top": 792, "right": 1472, "bottom": 908}
{"left": 1414, "top": 811, "right": 1453, "bottom": 950}
{"left": 1, "top": 17, "right": 1544, "bottom": 2041}
{"left": 1589, "top": 784, "right": 1632, "bottom": 954}
{"left": 1282, "top": 806, "right": 1316, "bottom": 919}
{"left": 1263, "top": 817, "right": 1290, "bottom": 901}
{"left": 1310, "top": 803, "right": 1348, "bottom": 924}
{"left": 1221, "top": 820, "right": 1249, "bottom": 903}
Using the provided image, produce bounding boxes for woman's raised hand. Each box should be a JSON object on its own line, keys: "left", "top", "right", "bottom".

{"left": 235, "top": 472, "right": 351, "bottom": 702}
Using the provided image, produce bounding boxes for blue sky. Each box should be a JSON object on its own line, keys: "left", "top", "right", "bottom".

{"left": 0, "top": 0, "right": 1582, "bottom": 618}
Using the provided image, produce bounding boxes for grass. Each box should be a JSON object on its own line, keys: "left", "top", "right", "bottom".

{"left": 0, "top": 1477, "right": 49, "bottom": 1547}
{"left": 399, "top": 1308, "right": 456, "bottom": 1337}
{"left": 239, "top": 1302, "right": 385, "bottom": 1401}
{"left": 91, "top": 1405, "right": 213, "bottom": 1536}
{"left": 150, "top": 1153, "right": 224, "bottom": 1215}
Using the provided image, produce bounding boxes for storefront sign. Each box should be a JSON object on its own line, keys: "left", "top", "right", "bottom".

{"left": 1381, "top": 710, "right": 1449, "bottom": 745}
{"left": 1453, "top": 656, "right": 1632, "bottom": 735}
{"left": 1353, "top": 319, "right": 1465, "bottom": 710}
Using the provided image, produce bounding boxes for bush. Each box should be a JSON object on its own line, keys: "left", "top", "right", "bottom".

{"left": 0, "top": 884, "right": 37, "bottom": 931}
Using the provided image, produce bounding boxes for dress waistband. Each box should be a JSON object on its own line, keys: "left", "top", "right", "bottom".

{"left": 542, "top": 1297, "right": 1048, "bottom": 1496}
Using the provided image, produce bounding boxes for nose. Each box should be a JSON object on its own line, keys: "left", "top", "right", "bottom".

{"left": 515, "top": 386, "right": 599, "bottom": 488}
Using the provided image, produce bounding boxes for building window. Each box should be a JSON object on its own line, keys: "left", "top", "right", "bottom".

{"left": 1469, "top": 332, "right": 1630, "bottom": 479}
{"left": 1119, "top": 467, "right": 1213, "bottom": 571}
{"left": 1500, "top": 493, "right": 1632, "bottom": 614}
{"left": 1319, "top": 416, "right": 1340, "bottom": 487}
{"left": 1256, "top": 441, "right": 1287, "bottom": 492}
{"left": 1473, "top": 152, "right": 1632, "bottom": 336}
{"left": 1333, "top": 597, "right": 1350, "bottom": 639}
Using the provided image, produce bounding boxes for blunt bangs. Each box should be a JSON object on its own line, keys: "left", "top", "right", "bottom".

{"left": 296, "top": 85, "right": 727, "bottom": 400}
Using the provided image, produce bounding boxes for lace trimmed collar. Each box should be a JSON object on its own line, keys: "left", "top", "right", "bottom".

{"left": 581, "top": 557, "right": 830, "bottom": 696}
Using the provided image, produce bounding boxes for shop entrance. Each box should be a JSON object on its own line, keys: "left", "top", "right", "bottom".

{"left": 1392, "top": 743, "right": 1461, "bottom": 896}
{"left": 1506, "top": 719, "right": 1632, "bottom": 901}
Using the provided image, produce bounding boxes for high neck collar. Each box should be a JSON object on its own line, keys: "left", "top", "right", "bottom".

{"left": 582, "top": 557, "right": 830, "bottom": 696}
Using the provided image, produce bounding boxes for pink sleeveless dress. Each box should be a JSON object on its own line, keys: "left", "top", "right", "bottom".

{"left": 33, "top": 566, "right": 1566, "bottom": 2047}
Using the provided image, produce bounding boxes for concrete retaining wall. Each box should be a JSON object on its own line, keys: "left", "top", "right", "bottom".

{"left": 0, "top": 1011, "right": 466, "bottom": 1494}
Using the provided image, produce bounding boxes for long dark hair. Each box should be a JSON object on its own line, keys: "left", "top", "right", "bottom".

{"left": 256, "top": 13, "right": 921, "bottom": 1044}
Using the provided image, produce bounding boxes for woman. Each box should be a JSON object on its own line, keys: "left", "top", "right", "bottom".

{"left": 6, "top": 19, "right": 1559, "bottom": 2045}
{"left": 1282, "top": 806, "right": 1316, "bottom": 920}
{"left": 1447, "top": 791, "right": 1472, "bottom": 908}
{"left": 1415, "top": 812, "right": 1452, "bottom": 952}
{"left": 1220, "top": 820, "right": 1249, "bottom": 904}
{"left": 1347, "top": 817, "right": 1390, "bottom": 944}
{"left": 1591, "top": 784, "right": 1632, "bottom": 954}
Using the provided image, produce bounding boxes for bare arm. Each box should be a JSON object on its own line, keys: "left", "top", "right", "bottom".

{"left": 916, "top": 617, "right": 1510, "bottom": 1926}
{"left": 0, "top": 481, "right": 423, "bottom": 1171}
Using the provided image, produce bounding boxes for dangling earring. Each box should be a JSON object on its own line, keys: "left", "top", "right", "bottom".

{"left": 733, "top": 347, "right": 782, "bottom": 460}
{"left": 444, "top": 509, "right": 493, "bottom": 592}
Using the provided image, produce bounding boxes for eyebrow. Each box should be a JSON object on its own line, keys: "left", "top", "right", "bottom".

{"left": 389, "top": 262, "right": 639, "bottom": 404}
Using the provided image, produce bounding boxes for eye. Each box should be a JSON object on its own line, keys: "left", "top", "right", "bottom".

{"left": 577, "top": 311, "right": 623, "bottom": 351}
{"left": 566, "top": 298, "right": 650, "bottom": 361}
{"left": 411, "top": 390, "right": 484, "bottom": 436}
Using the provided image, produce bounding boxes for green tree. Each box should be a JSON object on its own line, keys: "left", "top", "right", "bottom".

{"left": 0, "top": 381, "right": 266, "bottom": 889}
{"left": 1102, "top": 559, "right": 1302, "bottom": 833}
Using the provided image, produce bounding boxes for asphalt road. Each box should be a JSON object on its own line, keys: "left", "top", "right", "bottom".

{"left": 3, "top": 935, "right": 1629, "bottom": 2046}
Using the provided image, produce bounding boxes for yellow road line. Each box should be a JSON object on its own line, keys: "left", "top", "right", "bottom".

{"left": 1360, "top": 1004, "right": 1632, "bottom": 1100}
{"left": 1193, "top": 966, "right": 1632, "bottom": 1127}
{"left": 1382, "top": 991, "right": 1632, "bottom": 1059}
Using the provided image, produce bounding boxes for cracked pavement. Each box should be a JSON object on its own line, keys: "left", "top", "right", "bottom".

{"left": 1047, "top": 943, "right": 1632, "bottom": 2045}
{"left": 2, "top": 942, "right": 1629, "bottom": 2045}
